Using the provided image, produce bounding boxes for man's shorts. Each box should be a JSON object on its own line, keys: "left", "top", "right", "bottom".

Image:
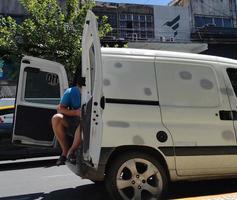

{"left": 64, "top": 116, "right": 80, "bottom": 137}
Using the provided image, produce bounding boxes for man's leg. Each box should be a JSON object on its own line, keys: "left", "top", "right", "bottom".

{"left": 67, "top": 125, "right": 81, "bottom": 157}
{"left": 51, "top": 113, "right": 70, "bottom": 157}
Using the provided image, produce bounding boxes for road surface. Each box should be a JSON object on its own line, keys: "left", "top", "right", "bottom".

{"left": 0, "top": 158, "right": 237, "bottom": 200}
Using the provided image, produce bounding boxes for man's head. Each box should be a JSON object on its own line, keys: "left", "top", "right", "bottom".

{"left": 73, "top": 76, "right": 85, "bottom": 88}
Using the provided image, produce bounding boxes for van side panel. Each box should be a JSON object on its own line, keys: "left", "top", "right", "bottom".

{"left": 101, "top": 55, "right": 175, "bottom": 169}
{"left": 155, "top": 58, "right": 237, "bottom": 176}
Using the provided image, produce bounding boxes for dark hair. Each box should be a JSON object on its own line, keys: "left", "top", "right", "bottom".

{"left": 72, "top": 64, "right": 85, "bottom": 87}
{"left": 76, "top": 77, "right": 85, "bottom": 87}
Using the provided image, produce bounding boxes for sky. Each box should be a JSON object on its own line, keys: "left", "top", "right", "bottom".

{"left": 96, "top": 0, "right": 171, "bottom": 6}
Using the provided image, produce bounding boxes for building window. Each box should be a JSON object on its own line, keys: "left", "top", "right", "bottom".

{"left": 119, "top": 21, "right": 127, "bottom": 28}
{"left": 146, "top": 15, "right": 153, "bottom": 22}
{"left": 120, "top": 13, "right": 126, "bottom": 21}
{"left": 111, "top": 10, "right": 154, "bottom": 41}
{"left": 223, "top": 18, "right": 232, "bottom": 27}
{"left": 140, "top": 22, "right": 146, "bottom": 29}
{"left": 127, "top": 14, "right": 132, "bottom": 21}
{"left": 133, "top": 14, "right": 139, "bottom": 21}
{"left": 127, "top": 21, "right": 133, "bottom": 29}
{"left": 107, "top": 14, "right": 117, "bottom": 28}
{"left": 119, "top": 31, "right": 126, "bottom": 38}
{"left": 133, "top": 22, "right": 140, "bottom": 29}
{"left": 195, "top": 15, "right": 232, "bottom": 28}
{"left": 147, "top": 31, "right": 154, "bottom": 38}
{"left": 140, "top": 15, "right": 146, "bottom": 22}
{"left": 214, "top": 18, "right": 222, "bottom": 27}
{"left": 141, "top": 31, "right": 147, "bottom": 39}
{"left": 195, "top": 16, "right": 204, "bottom": 27}
{"left": 147, "top": 22, "right": 153, "bottom": 29}
{"left": 203, "top": 17, "right": 213, "bottom": 25}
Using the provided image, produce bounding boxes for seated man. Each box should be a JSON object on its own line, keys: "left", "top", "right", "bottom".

{"left": 52, "top": 80, "right": 82, "bottom": 166}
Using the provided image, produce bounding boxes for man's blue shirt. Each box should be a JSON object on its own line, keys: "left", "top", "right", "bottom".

{"left": 60, "top": 86, "right": 81, "bottom": 109}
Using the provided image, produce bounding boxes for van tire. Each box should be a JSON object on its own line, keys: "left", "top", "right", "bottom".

{"left": 105, "top": 151, "right": 168, "bottom": 200}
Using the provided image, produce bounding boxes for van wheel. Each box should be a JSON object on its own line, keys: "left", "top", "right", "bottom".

{"left": 105, "top": 152, "right": 168, "bottom": 200}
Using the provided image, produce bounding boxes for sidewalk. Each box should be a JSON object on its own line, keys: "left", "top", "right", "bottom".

{"left": 175, "top": 192, "right": 237, "bottom": 200}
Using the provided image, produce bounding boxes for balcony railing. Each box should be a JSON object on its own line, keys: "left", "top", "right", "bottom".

{"left": 191, "top": 26, "right": 237, "bottom": 40}
{"left": 103, "top": 27, "right": 155, "bottom": 42}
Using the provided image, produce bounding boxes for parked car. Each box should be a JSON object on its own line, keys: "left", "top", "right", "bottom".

{"left": 0, "top": 98, "right": 14, "bottom": 134}
{"left": 0, "top": 86, "right": 17, "bottom": 148}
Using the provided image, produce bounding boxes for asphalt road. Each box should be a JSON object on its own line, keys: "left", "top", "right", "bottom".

{"left": 0, "top": 159, "right": 237, "bottom": 200}
{"left": 0, "top": 158, "right": 108, "bottom": 200}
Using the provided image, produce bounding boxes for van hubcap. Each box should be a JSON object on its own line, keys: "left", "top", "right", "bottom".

{"left": 116, "top": 158, "right": 163, "bottom": 200}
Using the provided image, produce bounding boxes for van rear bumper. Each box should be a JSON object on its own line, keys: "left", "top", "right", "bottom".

{"left": 66, "top": 147, "right": 114, "bottom": 181}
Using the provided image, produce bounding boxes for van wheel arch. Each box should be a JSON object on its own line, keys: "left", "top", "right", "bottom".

{"left": 104, "top": 146, "right": 170, "bottom": 199}
{"left": 104, "top": 145, "right": 170, "bottom": 181}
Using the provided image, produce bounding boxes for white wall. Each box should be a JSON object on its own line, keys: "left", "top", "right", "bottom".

{"left": 154, "top": 5, "right": 191, "bottom": 42}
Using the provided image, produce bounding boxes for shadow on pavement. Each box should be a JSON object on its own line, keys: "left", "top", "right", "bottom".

{"left": 0, "top": 179, "right": 237, "bottom": 200}
{"left": 0, "top": 183, "right": 110, "bottom": 200}
{"left": 0, "top": 159, "right": 57, "bottom": 171}
{"left": 168, "top": 179, "right": 237, "bottom": 199}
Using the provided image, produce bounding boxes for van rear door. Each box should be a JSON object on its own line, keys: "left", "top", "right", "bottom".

{"left": 81, "top": 10, "right": 103, "bottom": 169}
{"left": 12, "top": 57, "right": 68, "bottom": 147}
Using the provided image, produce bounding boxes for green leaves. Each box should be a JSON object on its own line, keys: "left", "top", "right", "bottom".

{"left": 0, "top": 16, "right": 18, "bottom": 52}
{"left": 99, "top": 15, "right": 113, "bottom": 39}
{"left": 0, "top": 0, "right": 112, "bottom": 83}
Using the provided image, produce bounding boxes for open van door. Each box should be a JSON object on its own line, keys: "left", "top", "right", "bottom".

{"left": 81, "top": 10, "right": 103, "bottom": 169}
{"left": 12, "top": 56, "right": 68, "bottom": 147}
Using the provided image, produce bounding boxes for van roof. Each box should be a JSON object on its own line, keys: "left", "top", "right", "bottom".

{"left": 101, "top": 47, "right": 237, "bottom": 65}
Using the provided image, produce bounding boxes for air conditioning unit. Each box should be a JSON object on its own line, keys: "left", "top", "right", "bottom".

{"left": 170, "top": 37, "right": 175, "bottom": 42}
{"left": 159, "top": 36, "right": 166, "bottom": 42}
{"left": 132, "top": 33, "right": 138, "bottom": 41}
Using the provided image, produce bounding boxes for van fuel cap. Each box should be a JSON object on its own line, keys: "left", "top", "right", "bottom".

{"left": 156, "top": 131, "right": 168, "bottom": 143}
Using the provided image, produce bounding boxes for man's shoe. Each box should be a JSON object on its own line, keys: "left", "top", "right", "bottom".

{"left": 56, "top": 155, "right": 66, "bottom": 166}
{"left": 67, "top": 153, "right": 76, "bottom": 164}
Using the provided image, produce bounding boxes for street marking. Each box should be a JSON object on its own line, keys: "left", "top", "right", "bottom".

{"left": 0, "top": 156, "right": 58, "bottom": 164}
{"left": 44, "top": 174, "right": 74, "bottom": 178}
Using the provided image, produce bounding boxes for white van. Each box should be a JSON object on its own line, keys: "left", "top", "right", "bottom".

{"left": 12, "top": 11, "right": 237, "bottom": 199}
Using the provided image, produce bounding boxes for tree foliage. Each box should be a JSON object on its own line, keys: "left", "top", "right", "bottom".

{"left": 0, "top": 0, "right": 112, "bottom": 82}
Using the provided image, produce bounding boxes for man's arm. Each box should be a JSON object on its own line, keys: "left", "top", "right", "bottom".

{"left": 57, "top": 104, "right": 81, "bottom": 117}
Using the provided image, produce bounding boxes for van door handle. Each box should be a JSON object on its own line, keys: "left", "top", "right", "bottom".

{"left": 219, "top": 110, "right": 237, "bottom": 120}
{"left": 233, "top": 111, "right": 237, "bottom": 120}
{"left": 219, "top": 110, "right": 233, "bottom": 120}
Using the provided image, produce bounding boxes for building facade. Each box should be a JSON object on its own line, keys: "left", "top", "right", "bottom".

{"left": 94, "top": 2, "right": 155, "bottom": 45}
{"left": 3, "top": 0, "right": 226, "bottom": 54}
{"left": 95, "top": 2, "right": 207, "bottom": 53}
{"left": 95, "top": 2, "right": 193, "bottom": 43}
{"left": 169, "top": 0, "right": 237, "bottom": 59}
{"left": 0, "top": 1, "right": 155, "bottom": 45}
{"left": 153, "top": 5, "right": 191, "bottom": 42}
